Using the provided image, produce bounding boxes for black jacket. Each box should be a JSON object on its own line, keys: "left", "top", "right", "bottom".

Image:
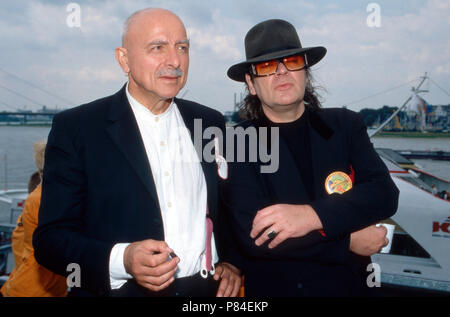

{"left": 33, "top": 85, "right": 238, "bottom": 296}
{"left": 223, "top": 107, "right": 399, "bottom": 296}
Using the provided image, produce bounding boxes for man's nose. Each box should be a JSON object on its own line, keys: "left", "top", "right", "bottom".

{"left": 275, "top": 61, "right": 288, "bottom": 75}
{"left": 166, "top": 46, "right": 181, "bottom": 69}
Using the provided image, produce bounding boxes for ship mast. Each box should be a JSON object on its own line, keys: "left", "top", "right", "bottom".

{"left": 369, "top": 72, "right": 428, "bottom": 138}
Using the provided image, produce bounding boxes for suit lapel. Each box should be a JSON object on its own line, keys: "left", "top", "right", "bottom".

{"left": 105, "top": 85, "right": 160, "bottom": 205}
{"left": 308, "top": 109, "right": 335, "bottom": 200}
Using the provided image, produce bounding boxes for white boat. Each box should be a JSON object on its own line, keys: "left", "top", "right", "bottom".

{"left": 372, "top": 155, "right": 450, "bottom": 295}
{"left": 369, "top": 73, "right": 449, "bottom": 295}
{"left": 0, "top": 188, "right": 27, "bottom": 283}
{"left": 0, "top": 189, "right": 28, "bottom": 224}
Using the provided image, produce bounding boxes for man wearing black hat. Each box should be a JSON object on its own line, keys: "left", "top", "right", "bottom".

{"left": 224, "top": 19, "right": 399, "bottom": 296}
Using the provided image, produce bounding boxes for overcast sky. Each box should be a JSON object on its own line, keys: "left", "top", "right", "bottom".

{"left": 0, "top": 0, "right": 448, "bottom": 114}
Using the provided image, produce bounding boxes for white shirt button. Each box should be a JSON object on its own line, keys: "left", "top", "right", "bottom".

{"left": 168, "top": 202, "right": 172, "bottom": 208}
{"left": 155, "top": 117, "right": 159, "bottom": 122}
{"left": 164, "top": 171, "right": 170, "bottom": 177}
{"left": 160, "top": 141, "right": 165, "bottom": 146}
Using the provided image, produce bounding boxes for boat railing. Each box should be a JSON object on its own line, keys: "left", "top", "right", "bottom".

{"left": 0, "top": 243, "right": 13, "bottom": 276}
{"left": 0, "top": 223, "right": 16, "bottom": 243}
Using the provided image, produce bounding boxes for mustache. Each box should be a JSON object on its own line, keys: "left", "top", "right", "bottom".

{"left": 157, "top": 68, "right": 183, "bottom": 77}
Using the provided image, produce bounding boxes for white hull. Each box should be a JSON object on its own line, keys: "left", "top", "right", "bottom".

{"left": 373, "top": 157, "right": 450, "bottom": 294}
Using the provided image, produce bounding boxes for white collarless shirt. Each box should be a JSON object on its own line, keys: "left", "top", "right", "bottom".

{"left": 109, "top": 85, "right": 218, "bottom": 289}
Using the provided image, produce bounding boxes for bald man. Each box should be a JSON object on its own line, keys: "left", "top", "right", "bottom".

{"left": 33, "top": 8, "right": 241, "bottom": 297}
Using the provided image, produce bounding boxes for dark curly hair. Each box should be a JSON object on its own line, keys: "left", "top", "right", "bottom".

{"left": 238, "top": 68, "right": 324, "bottom": 120}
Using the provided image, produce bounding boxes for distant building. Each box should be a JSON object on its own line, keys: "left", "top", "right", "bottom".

{"left": 223, "top": 111, "right": 235, "bottom": 123}
{"left": 427, "top": 104, "right": 450, "bottom": 132}
{"left": 376, "top": 94, "right": 449, "bottom": 132}
{"left": 37, "top": 105, "right": 60, "bottom": 114}
{"left": 405, "top": 95, "right": 449, "bottom": 132}
{"left": 0, "top": 105, "right": 61, "bottom": 124}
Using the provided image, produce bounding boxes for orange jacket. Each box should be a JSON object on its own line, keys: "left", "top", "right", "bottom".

{"left": 1, "top": 185, "right": 67, "bottom": 297}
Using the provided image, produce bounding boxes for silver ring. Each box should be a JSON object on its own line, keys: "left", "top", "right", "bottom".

{"left": 267, "top": 230, "right": 277, "bottom": 239}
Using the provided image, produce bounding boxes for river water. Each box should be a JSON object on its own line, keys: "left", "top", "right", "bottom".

{"left": 0, "top": 126, "right": 50, "bottom": 189}
{"left": 0, "top": 126, "right": 449, "bottom": 189}
{"left": 370, "top": 136, "right": 450, "bottom": 180}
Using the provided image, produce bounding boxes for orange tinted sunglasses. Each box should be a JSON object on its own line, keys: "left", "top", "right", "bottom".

{"left": 251, "top": 55, "right": 307, "bottom": 77}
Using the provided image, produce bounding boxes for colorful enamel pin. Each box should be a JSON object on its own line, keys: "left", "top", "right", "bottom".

{"left": 325, "top": 171, "right": 352, "bottom": 194}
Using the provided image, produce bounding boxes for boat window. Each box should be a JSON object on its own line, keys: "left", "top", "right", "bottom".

{"left": 399, "top": 176, "right": 432, "bottom": 193}
{"left": 390, "top": 232, "right": 431, "bottom": 258}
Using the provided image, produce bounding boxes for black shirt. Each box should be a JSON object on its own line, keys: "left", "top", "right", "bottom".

{"left": 258, "top": 109, "right": 315, "bottom": 201}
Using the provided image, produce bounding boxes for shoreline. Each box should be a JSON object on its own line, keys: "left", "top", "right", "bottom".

{"left": 0, "top": 124, "right": 52, "bottom": 127}
{"left": 1, "top": 125, "right": 450, "bottom": 138}
{"left": 373, "top": 132, "right": 450, "bottom": 138}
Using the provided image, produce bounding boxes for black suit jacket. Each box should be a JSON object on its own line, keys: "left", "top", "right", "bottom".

{"left": 223, "top": 107, "right": 399, "bottom": 296}
{"left": 33, "top": 85, "right": 237, "bottom": 296}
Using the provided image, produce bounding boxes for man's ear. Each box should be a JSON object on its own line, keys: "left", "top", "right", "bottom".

{"left": 115, "top": 47, "right": 130, "bottom": 74}
{"left": 245, "top": 73, "right": 257, "bottom": 96}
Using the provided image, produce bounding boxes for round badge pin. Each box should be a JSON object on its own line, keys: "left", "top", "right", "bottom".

{"left": 325, "top": 171, "right": 353, "bottom": 194}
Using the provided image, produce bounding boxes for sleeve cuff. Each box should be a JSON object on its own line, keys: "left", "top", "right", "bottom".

{"left": 310, "top": 197, "right": 342, "bottom": 239}
{"left": 109, "top": 243, "right": 133, "bottom": 290}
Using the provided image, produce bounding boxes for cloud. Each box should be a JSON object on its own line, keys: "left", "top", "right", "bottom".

{"left": 295, "top": 0, "right": 450, "bottom": 110}
{"left": 0, "top": 0, "right": 448, "bottom": 113}
{"left": 187, "top": 12, "right": 242, "bottom": 62}
{"left": 48, "top": 66, "right": 122, "bottom": 83}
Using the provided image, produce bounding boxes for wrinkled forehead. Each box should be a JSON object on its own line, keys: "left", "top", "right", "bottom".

{"left": 124, "top": 10, "right": 187, "bottom": 47}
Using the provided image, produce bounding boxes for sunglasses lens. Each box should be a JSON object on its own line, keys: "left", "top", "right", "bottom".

{"left": 253, "top": 55, "right": 306, "bottom": 76}
{"left": 283, "top": 55, "right": 305, "bottom": 71}
{"left": 254, "top": 60, "right": 278, "bottom": 76}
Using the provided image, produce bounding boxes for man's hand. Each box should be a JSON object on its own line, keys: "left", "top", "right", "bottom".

{"left": 123, "top": 239, "right": 179, "bottom": 292}
{"left": 250, "top": 204, "right": 323, "bottom": 249}
{"left": 350, "top": 225, "right": 389, "bottom": 256}
{"left": 213, "top": 262, "right": 241, "bottom": 297}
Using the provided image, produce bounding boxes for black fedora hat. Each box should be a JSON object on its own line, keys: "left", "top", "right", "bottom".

{"left": 227, "top": 19, "right": 326, "bottom": 82}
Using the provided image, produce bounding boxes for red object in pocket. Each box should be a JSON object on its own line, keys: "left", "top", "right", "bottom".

{"left": 349, "top": 165, "right": 355, "bottom": 183}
